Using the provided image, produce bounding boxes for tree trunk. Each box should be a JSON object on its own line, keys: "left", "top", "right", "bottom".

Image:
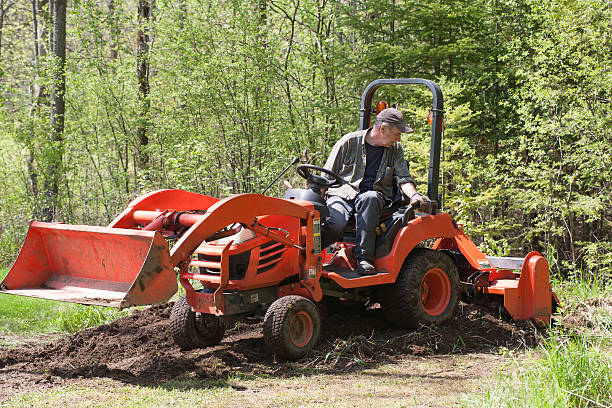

{"left": 42, "top": 0, "right": 66, "bottom": 222}
{"left": 136, "top": 0, "right": 153, "bottom": 169}
{"left": 108, "top": 0, "right": 118, "bottom": 59}
{"left": 178, "top": 0, "right": 185, "bottom": 29}
{"left": 0, "top": 0, "right": 15, "bottom": 58}
{"left": 28, "top": 0, "right": 50, "bottom": 217}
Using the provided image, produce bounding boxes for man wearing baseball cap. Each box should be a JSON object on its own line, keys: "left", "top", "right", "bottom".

{"left": 322, "top": 108, "right": 431, "bottom": 275}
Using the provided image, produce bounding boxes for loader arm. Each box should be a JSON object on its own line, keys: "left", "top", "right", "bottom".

{"left": 109, "top": 189, "right": 220, "bottom": 229}
{"left": 169, "top": 193, "right": 312, "bottom": 266}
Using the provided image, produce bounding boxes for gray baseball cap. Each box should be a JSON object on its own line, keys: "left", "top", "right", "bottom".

{"left": 375, "top": 108, "right": 413, "bottom": 133}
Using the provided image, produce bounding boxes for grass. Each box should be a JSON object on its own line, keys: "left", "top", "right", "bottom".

{"left": 0, "top": 267, "right": 128, "bottom": 337}
{"left": 54, "top": 305, "right": 130, "bottom": 333}
{"left": 465, "top": 278, "right": 612, "bottom": 408}
{"left": 553, "top": 276, "right": 612, "bottom": 338}
{"left": 554, "top": 274, "right": 612, "bottom": 306}
{"left": 4, "top": 379, "right": 239, "bottom": 408}
{"left": 468, "top": 335, "right": 612, "bottom": 408}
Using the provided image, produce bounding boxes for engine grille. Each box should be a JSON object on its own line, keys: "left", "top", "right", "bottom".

{"left": 193, "top": 240, "right": 287, "bottom": 278}
{"left": 257, "top": 241, "right": 286, "bottom": 273}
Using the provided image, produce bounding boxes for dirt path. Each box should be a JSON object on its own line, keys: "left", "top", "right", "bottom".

{"left": 0, "top": 303, "right": 540, "bottom": 405}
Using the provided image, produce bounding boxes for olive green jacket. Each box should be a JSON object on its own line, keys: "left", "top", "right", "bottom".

{"left": 323, "top": 129, "right": 415, "bottom": 201}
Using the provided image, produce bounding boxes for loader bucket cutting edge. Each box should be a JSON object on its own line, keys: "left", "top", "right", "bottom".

{"left": 0, "top": 221, "right": 177, "bottom": 308}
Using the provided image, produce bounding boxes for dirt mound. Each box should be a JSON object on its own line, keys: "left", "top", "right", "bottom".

{"left": 0, "top": 301, "right": 542, "bottom": 396}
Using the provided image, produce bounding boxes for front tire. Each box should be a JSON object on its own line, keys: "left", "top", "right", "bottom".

{"left": 263, "top": 295, "right": 321, "bottom": 361}
{"left": 169, "top": 295, "right": 225, "bottom": 350}
{"left": 381, "top": 249, "right": 460, "bottom": 329}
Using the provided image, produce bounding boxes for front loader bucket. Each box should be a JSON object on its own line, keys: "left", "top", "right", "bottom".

{"left": 0, "top": 221, "right": 177, "bottom": 308}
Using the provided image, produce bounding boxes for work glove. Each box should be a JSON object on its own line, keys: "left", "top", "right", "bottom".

{"left": 409, "top": 192, "right": 432, "bottom": 213}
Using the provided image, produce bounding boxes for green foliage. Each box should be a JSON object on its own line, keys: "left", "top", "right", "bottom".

{"left": 55, "top": 305, "right": 129, "bottom": 334}
{"left": 0, "top": 0, "right": 610, "bottom": 285}
{"left": 478, "top": 234, "right": 511, "bottom": 257}
{"left": 579, "top": 241, "right": 612, "bottom": 283}
{"left": 501, "top": 0, "right": 612, "bottom": 273}
{"left": 0, "top": 130, "right": 31, "bottom": 266}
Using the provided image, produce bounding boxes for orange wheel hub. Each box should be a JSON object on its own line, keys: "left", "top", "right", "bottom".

{"left": 289, "top": 310, "right": 313, "bottom": 347}
{"left": 420, "top": 267, "right": 451, "bottom": 316}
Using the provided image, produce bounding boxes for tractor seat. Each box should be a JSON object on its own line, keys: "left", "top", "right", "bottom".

{"left": 338, "top": 203, "right": 413, "bottom": 258}
{"left": 282, "top": 188, "right": 330, "bottom": 219}
{"left": 341, "top": 200, "right": 412, "bottom": 237}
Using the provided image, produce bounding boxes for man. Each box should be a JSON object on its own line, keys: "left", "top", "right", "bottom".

{"left": 322, "top": 108, "right": 431, "bottom": 275}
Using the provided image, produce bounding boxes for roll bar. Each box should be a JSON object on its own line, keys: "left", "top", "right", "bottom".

{"left": 359, "top": 78, "right": 444, "bottom": 207}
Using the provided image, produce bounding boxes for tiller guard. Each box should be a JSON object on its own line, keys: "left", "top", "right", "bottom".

{"left": 0, "top": 221, "right": 177, "bottom": 308}
{"left": 434, "top": 229, "right": 556, "bottom": 323}
{"left": 484, "top": 252, "right": 556, "bottom": 323}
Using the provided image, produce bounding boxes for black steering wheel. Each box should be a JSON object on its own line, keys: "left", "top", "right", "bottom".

{"left": 296, "top": 164, "right": 344, "bottom": 189}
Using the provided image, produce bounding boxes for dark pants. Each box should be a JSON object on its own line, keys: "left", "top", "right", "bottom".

{"left": 322, "top": 191, "right": 384, "bottom": 262}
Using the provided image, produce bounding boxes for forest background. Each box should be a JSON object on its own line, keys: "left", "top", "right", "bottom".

{"left": 0, "top": 0, "right": 610, "bottom": 282}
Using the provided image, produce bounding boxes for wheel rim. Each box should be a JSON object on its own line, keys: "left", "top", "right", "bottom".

{"left": 195, "top": 313, "right": 220, "bottom": 339}
{"left": 289, "top": 310, "right": 314, "bottom": 348}
{"left": 420, "top": 267, "right": 451, "bottom": 316}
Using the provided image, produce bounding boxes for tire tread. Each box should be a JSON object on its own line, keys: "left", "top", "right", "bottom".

{"left": 169, "top": 295, "right": 225, "bottom": 350}
{"left": 382, "top": 248, "right": 460, "bottom": 328}
{"left": 263, "top": 295, "right": 321, "bottom": 361}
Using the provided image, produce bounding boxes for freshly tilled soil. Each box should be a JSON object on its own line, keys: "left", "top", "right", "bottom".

{"left": 0, "top": 301, "right": 542, "bottom": 399}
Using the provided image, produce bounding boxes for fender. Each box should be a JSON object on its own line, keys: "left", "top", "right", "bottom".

{"left": 375, "top": 212, "right": 457, "bottom": 277}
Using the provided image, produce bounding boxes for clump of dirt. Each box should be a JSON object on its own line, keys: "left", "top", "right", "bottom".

{"left": 0, "top": 301, "right": 543, "bottom": 399}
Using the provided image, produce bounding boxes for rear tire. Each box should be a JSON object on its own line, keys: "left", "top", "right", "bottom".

{"left": 169, "top": 295, "right": 225, "bottom": 350}
{"left": 381, "top": 249, "right": 460, "bottom": 329}
{"left": 263, "top": 295, "right": 321, "bottom": 361}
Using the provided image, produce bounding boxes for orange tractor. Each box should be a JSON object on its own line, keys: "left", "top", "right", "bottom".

{"left": 1, "top": 79, "right": 555, "bottom": 360}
